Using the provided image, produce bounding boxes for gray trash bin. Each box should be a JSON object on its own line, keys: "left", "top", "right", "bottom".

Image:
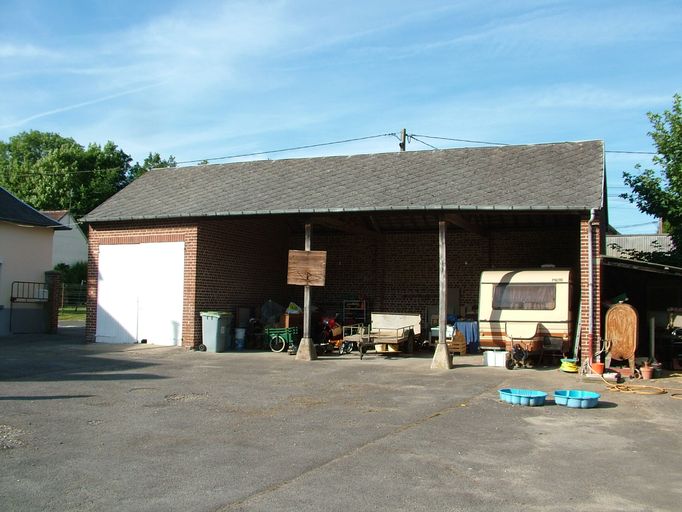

{"left": 200, "top": 311, "right": 233, "bottom": 352}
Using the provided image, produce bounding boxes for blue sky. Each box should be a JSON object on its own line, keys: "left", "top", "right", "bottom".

{"left": 1, "top": 0, "right": 681, "bottom": 233}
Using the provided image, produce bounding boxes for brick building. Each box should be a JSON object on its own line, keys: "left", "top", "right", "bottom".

{"left": 82, "top": 141, "right": 606, "bottom": 364}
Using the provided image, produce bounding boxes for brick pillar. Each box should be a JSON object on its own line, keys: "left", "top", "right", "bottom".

{"left": 182, "top": 227, "right": 198, "bottom": 349}
{"left": 579, "top": 211, "right": 603, "bottom": 366}
{"left": 85, "top": 225, "right": 98, "bottom": 343}
{"left": 44, "top": 271, "right": 62, "bottom": 334}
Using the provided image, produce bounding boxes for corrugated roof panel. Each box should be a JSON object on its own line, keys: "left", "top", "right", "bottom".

{"left": 606, "top": 235, "right": 674, "bottom": 256}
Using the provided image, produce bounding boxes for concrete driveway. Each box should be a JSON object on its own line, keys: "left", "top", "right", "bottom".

{"left": 1, "top": 328, "right": 681, "bottom": 512}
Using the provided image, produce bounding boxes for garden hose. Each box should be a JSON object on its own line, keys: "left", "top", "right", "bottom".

{"left": 669, "top": 373, "right": 682, "bottom": 400}
{"left": 560, "top": 358, "right": 579, "bottom": 373}
{"left": 600, "top": 373, "right": 682, "bottom": 399}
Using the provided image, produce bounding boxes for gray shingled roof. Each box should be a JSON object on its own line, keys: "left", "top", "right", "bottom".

{"left": 83, "top": 140, "right": 604, "bottom": 222}
{"left": 0, "top": 187, "right": 67, "bottom": 229}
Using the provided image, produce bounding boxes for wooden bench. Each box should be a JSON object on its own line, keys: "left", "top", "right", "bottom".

{"left": 343, "top": 312, "right": 421, "bottom": 360}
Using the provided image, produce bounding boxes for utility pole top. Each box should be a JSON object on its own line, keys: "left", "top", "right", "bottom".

{"left": 399, "top": 128, "right": 407, "bottom": 152}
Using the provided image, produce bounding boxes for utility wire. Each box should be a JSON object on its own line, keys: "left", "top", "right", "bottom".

{"left": 606, "top": 150, "right": 656, "bottom": 155}
{"left": 613, "top": 220, "right": 659, "bottom": 229}
{"left": 1, "top": 131, "right": 659, "bottom": 177}
{"left": 408, "top": 135, "right": 440, "bottom": 150}
{"left": 411, "top": 134, "right": 508, "bottom": 146}
{"left": 412, "top": 133, "right": 657, "bottom": 155}
{"left": 175, "top": 133, "right": 397, "bottom": 164}
{"left": 1, "top": 133, "right": 397, "bottom": 177}
{"left": 3, "top": 166, "right": 128, "bottom": 177}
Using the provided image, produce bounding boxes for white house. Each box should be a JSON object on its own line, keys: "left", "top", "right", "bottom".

{"left": 0, "top": 188, "right": 67, "bottom": 335}
{"left": 40, "top": 210, "right": 88, "bottom": 266}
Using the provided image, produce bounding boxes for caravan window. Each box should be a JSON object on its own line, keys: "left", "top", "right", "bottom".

{"left": 493, "top": 284, "right": 556, "bottom": 310}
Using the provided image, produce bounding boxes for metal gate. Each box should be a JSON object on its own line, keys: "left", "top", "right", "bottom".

{"left": 10, "top": 281, "right": 49, "bottom": 333}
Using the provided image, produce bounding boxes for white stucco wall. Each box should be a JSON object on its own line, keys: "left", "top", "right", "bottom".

{"left": 52, "top": 213, "right": 88, "bottom": 266}
{"left": 0, "top": 221, "right": 54, "bottom": 335}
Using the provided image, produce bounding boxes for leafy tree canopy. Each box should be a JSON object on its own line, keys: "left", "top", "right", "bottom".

{"left": 130, "top": 152, "right": 177, "bottom": 180}
{"left": 0, "top": 130, "right": 175, "bottom": 218}
{"left": 622, "top": 94, "right": 682, "bottom": 265}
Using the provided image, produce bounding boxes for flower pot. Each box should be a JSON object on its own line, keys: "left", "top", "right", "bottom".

{"left": 640, "top": 366, "right": 654, "bottom": 380}
{"left": 591, "top": 362, "right": 605, "bottom": 375}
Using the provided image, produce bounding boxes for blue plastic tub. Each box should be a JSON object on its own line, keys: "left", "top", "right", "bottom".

{"left": 554, "top": 390, "right": 600, "bottom": 408}
{"left": 498, "top": 388, "right": 547, "bottom": 407}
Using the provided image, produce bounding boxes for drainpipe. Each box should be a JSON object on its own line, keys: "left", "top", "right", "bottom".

{"left": 587, "top": 208, "right": 598, "bottom": 363}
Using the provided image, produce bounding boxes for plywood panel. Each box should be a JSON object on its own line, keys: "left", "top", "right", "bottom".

{"left": 287, "top": 250, "right": 326, "bottom": 286}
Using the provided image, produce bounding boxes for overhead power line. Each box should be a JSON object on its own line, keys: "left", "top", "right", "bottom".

{"left": 2, "top": 133, "right": 398, "bottom": 177}
{"left": 410, "top": 133, "right": 657, "bottom": 155}
{"left": 613, "top": 221, "right": 659, "bottom": 229}
{"left": 4, "top": 166, "right": 126, "bottom": 177}
{"left": 2, "top": 130, "right": 659, "bottom": 177}
{"left": 175, "top": 133, "right": 397, "bottom": 165}
{"left": 410, "top": 134, "right": 508, "bottom": 146}
{"left": 605, "top": 150, "right": 656, "bottom": 155}
{"left": 408, "top": 135, "right": 440, "bottom": 150}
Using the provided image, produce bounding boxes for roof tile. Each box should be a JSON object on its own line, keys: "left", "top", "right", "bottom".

{"left": 83, "top": 141, "right": 604, "bottom": 222}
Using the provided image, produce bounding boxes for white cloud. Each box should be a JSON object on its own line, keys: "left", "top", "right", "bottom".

{"left": 0, "top": 2, "right": 304, "bottom": 133}
{"left": 0, "top": 80, "right": 169, "bottom": 130}
{"left": 505, "top": 85, "right": 672, "bottom": 111}
{"left": 383, "top": 2, "right": 682, "bottom": 60}
{"left": 0, "top": 42, "right": 58, "bottom": 59}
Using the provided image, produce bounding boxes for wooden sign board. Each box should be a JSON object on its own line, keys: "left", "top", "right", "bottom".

{"left": 287, "top": 250, "right": 326, "bottom": 286}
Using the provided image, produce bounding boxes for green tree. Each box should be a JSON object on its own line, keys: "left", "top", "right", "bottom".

{"left": 54, "top": 262, "right": 88, "bottom": 284}
{"left": 130, "top": 152, "right": 176, "bottom": 179}
{"left": 622, "top": 94, "right": 682, "bottom": 264}
{"left": 0, "top": 130, "right": 174, "bottom": 217}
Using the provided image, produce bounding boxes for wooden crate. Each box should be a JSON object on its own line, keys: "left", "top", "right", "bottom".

{"left": 447, "top": 330, "right": 467, "bottom": 356}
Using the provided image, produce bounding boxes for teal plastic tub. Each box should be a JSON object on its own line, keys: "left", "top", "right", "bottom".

{"left": 498, "top": 388, "right": 547, "bottom": 407}
{"left": 554, "top": 390, "right": 600, "bottom": 408}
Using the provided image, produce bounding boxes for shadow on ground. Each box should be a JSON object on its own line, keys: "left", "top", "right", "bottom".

{"left": 0, "top": 326, "right": 167, "bottom": 382}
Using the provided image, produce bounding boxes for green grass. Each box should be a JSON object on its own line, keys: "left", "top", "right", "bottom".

{"left": 59, "top": 306, "right": 86, "bottom": 321}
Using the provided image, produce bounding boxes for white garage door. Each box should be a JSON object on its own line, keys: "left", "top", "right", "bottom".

{"left": 96, "top": 242, "right": 184, "bottom": 345}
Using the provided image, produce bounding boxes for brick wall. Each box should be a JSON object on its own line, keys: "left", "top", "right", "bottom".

{"left": 87, "top": 217, "right": 290, "bottom": 349}
{"left": 194, "top": 217, "right": 290, "bottom": 342}
{"left": 86, "top": 221, "right": 199, "bottom": 347}
{"left": 579, "top": 212, "right": 604, "bottom": 364}
{"left": 297, "top": 226, "right": 579, "bottom": 318}
{"left": 87, "top": 215, "right": 590, "bottom": 352}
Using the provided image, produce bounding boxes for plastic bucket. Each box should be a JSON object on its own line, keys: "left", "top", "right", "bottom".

{"left": 235, "top": 328, "right": 246, "bottom": 351}
{"left": 591, "top": 362, "right": 605, "bottom": 375}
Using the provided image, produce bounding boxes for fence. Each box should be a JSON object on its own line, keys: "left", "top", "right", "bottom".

{"left": 61, "top": 283, "right": 87, "bottom": 311}
{"left": 10, "top": 281, "right": 49, "bottom": 333}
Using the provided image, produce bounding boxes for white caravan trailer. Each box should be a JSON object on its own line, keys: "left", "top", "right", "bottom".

{"left": 478, "top": 269, "right": 573, "bottom": 366}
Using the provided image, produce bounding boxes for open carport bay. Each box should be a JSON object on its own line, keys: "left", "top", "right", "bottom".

{"left": 1, "top": 330, "right": 680, "bottom": 512}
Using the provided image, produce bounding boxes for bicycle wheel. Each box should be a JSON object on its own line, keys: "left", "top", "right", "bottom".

{"left": 269, "top": 335, "right": 287, "bottom": 352}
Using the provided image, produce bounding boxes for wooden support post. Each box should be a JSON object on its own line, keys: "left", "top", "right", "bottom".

{"left": 296, "top": 223, "right": 318, "bottom": 361}
{"left": 432, "top": 220, "right": 453, "bottom": 369}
